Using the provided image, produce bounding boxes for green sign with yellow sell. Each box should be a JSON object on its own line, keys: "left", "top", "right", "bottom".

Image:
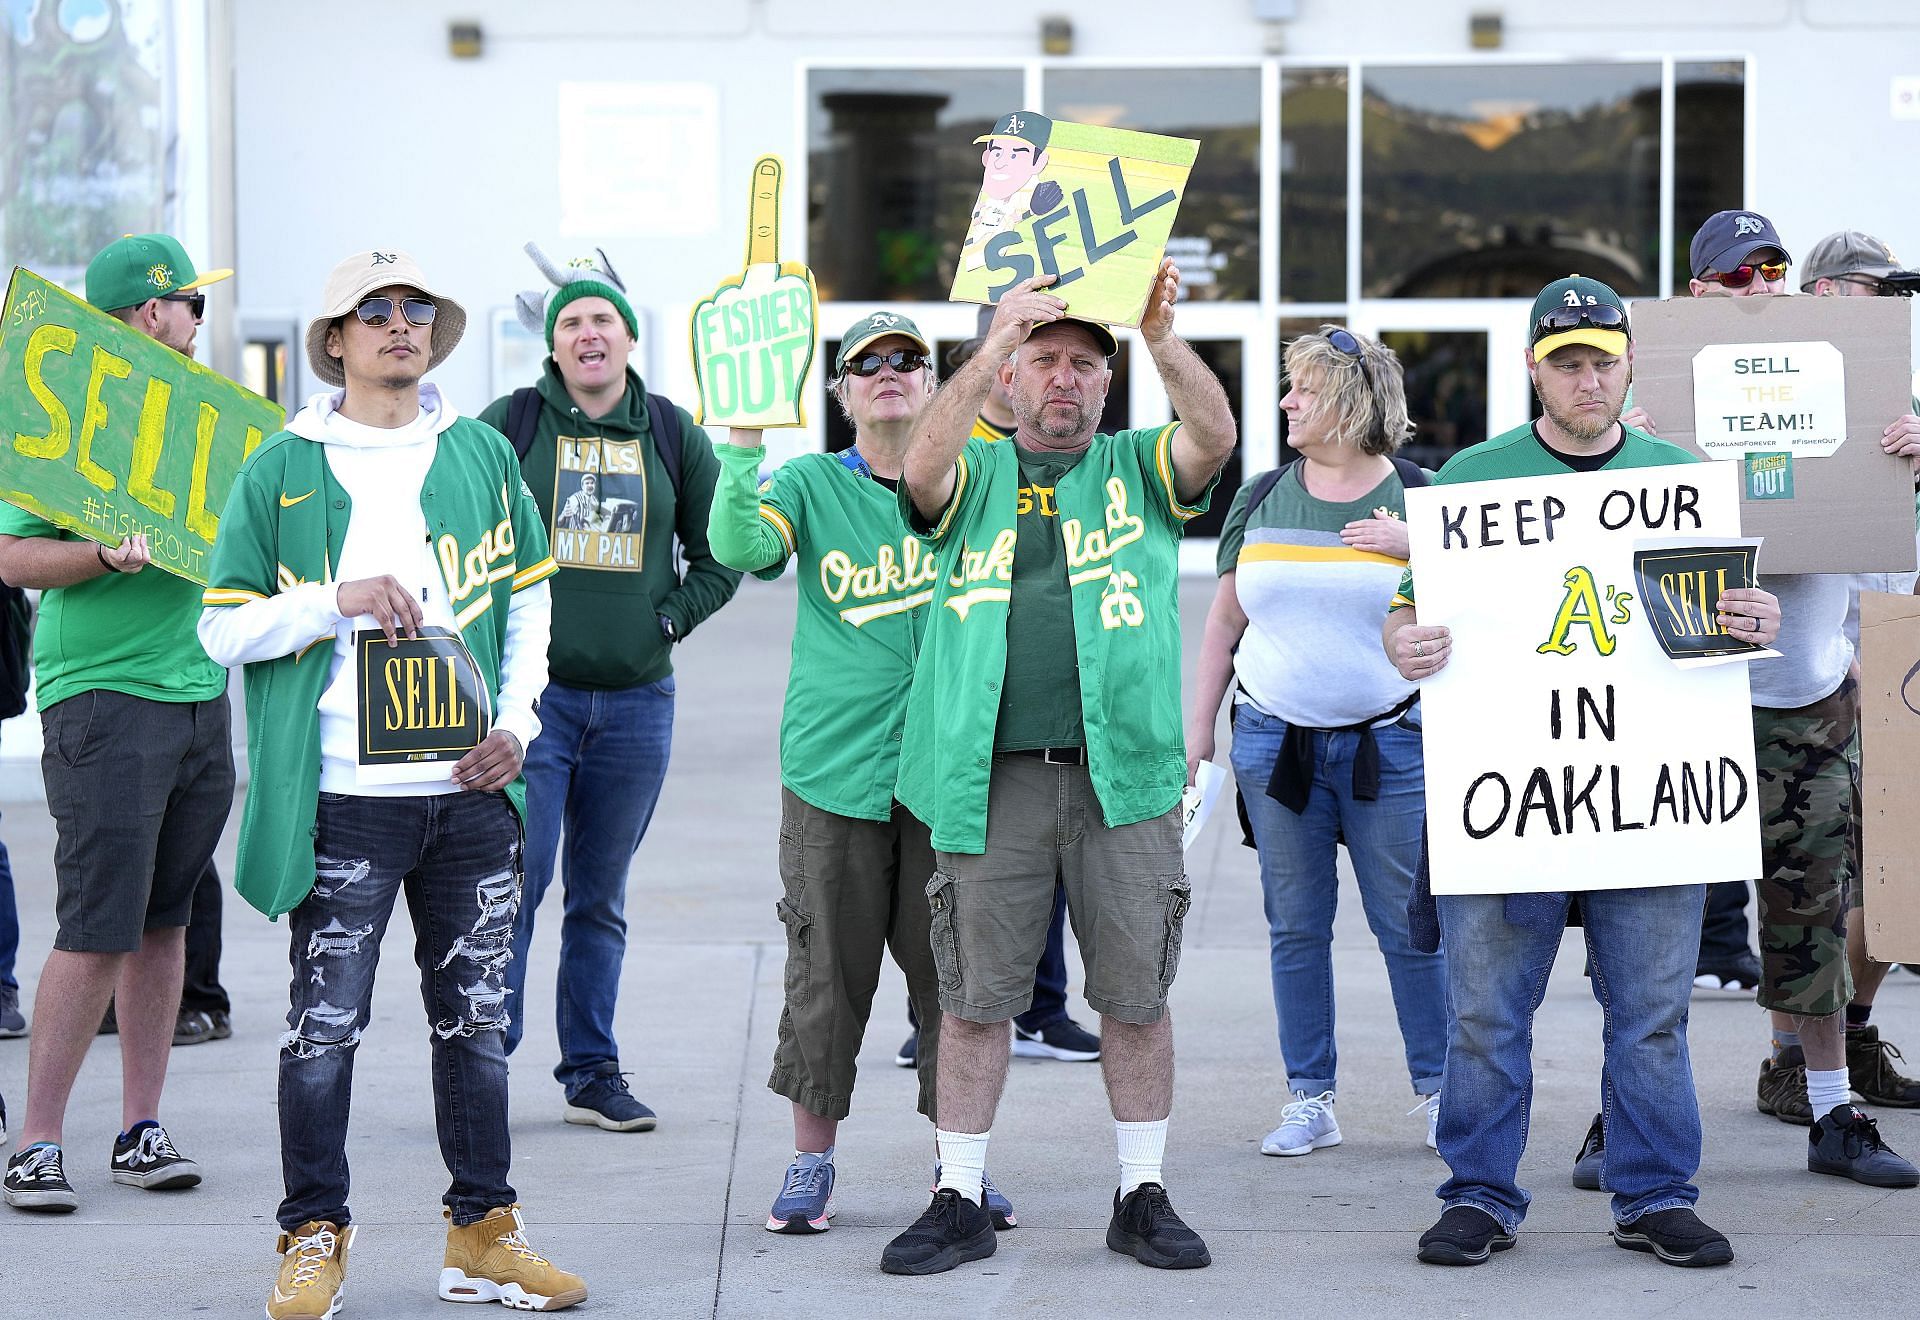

{"left": 0, "top": 266, "right": 283, "bottom": 584}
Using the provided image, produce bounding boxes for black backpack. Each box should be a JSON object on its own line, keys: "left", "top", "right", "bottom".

{"left": 0, "top": 583, "right": 31, "bottom": 721}
{"left": 1243, "top": 453, "right": 1430, "bottom": 511}
{"left": 503, "top": 386, "right": 684, "bottom": 500}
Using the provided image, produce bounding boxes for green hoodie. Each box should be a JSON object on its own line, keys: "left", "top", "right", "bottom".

{"left": 479, "top": 362, "right": 740, "bottom": 689}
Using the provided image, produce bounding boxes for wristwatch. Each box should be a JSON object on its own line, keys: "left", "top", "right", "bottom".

{"left": 658, "top": 613, "right": 678, "bottom": 644}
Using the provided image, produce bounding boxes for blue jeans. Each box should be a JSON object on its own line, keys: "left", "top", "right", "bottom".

{"left": 1436, "top": 884, "right": 1706, "bottom": 1231}
{"left": 278, "top": 791, "right": 522, "bottom": 1230}
{"left": 506, "top": 678, "right": 674, "bottom": 1096}
{"left": 0, "top": 811, "right": 16, "bottom": 990}
{"left": 1228, "top": 703, "right": 1446, "bottom": 1096}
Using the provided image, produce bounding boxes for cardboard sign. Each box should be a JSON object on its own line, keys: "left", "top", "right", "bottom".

{"left": 1630, "top": 536, "right": 1778, "bottom": 668}
{"left": 1858, "top": 591, "right": 1920, "bottom": 962}
{"left": 1632, "top": 296, "right": 1915, "bottom": 573}
{"left": 0, "top": 268, "right": 282, "bottom": 584}
{"left": 1406, "top": 462, "right": 1761, "bottom": 896}
{"left": 948, "top": 111, "right": 1198, "bottom": 328}
{"left": 689, "top": 155, "right": 817, "bottom": 428}
{"left": 356, "top": 626, "right": 489, "bottom": 785}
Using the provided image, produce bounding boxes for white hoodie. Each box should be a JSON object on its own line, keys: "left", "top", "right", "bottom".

{"left": 198, "top": 385, "right": 550, "bottom": 795}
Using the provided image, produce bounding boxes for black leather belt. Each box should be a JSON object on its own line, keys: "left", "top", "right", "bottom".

{"left": 1007, "top": 746, "right": 1088, "bottom": 766}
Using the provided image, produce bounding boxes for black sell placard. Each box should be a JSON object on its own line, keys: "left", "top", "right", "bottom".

{"left": 357, "top": 626, "right": 489, "bottom": 768}
{"left": 1631, "top": 541, "right": 1768, "bottom": 664}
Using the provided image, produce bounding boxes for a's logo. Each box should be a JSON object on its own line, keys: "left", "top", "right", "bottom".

{"left": 147, "top": 263, "right": 175, "bottom": 291}
{"left": 1007, "top": 114, "right": 1026, "bottom": 135}
{"left": 1562, "top": 290, "right": 1582, "bottom": 307}
{"left": 370, "top": 251, "right": 398, "bottom": 265}
{"left": 1734, "top": 216, "right": 1764, "bottom": 237}
{"left": 869, "top": 313, "right": 901, "bottom": 328}
{"left": 567, "top": 256, "right": 595, "bottom": 269}
{"left": 280, "top": 490, "right": 315, "bottom": 508}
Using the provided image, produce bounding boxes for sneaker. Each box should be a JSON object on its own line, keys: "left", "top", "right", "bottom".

{"left": 1012, "top": 1018, "right": 1101, "bottom": 1061}
{"left": 4, "top": 1142, "right": 78, "bottom": 1212}
{"left": 766, "top": 1152, "right": 835, "bottom": 1234}
{"left": 879, "top": 1188, "right": 996, "bottom": 1275}
{"left": 267, "top": 1220, "right": 354, "bottom": 1319}
{"left": 1416, "top": 1205, "right": 1514, "bottom": 1266}
{"left": 0, "top": 1095, "right": 7, "bottom": 1150}
{"left": 1572, "top": 1112, "right": 1605, "bottom": 1191}
{"left": 209, "top": 1009, "right": 233, "bottom": 1040}
{"left": 1261, "top": 1089, "right": 1340, "bottom": 1157}
{"left": 932, "top": 1164, "right": 1018, "bottom": 1230}
{"left": 1692, "top": 953, "right": 1761, "bottom": 996}
{"left": 174, "top": 1008, "right": 216, "bottom": 1047}
{"left": 1847, "top": 1025, "right": 1920, "bottom": 1107}
{"left": 1610, "top": 1207, "right": 1733, "bottom": 1267}
{"left": 440, "top": 1204, "right": 587, "bottom": 1311}
{"left": 1407, "top": 1092, "right": 1440, "bottom": 1151}
{"left": 0, "top": 984, "right": 25, "bottom": 1037}
{"left": 1807, "top": 1104, "right": 1920, "bottom": 1188}
{"left": 1756, "top": 1046, "right": 1813, "bottom": 1126}
{"left": 561, "top": 1071, "right": 656, "bottom": 1132}
{"left": 894, "top": 1032, "right": 917, "bottom": 1068}
{"left": 1107, "top": 1182, "right": 1210, "bottom": 1269}
{"left": 110, "top": 1120, "right": 202, "bottom": 1190}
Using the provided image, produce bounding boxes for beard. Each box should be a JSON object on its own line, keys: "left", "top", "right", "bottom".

{"left": 1537, "top": 381, "right": 1627, "bottom": 443}
{"left": 1016, "top": 393, "right": 1094, "bottom": 444}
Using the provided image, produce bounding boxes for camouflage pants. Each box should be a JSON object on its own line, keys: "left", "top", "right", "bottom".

{"left": 1751, "top": 675, "right": 1857, "bottom": 1016}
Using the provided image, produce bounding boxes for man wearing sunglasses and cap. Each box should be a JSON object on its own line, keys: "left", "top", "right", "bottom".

{"left": 2, "top": 233, "right": 236, "bottom": 1216}
{"left": 882, "top": 261, "right": 1234, "bottom": 1276}
{"left": 198, "top": 250, "right": 586, "bottom": 1316}
{"left": 1386, "top": 274, "right": 1783, "bottom": 1269}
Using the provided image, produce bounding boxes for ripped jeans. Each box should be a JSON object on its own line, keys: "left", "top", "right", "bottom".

{"left": 278, "top": 790, "right": 522, "bottom": 1231}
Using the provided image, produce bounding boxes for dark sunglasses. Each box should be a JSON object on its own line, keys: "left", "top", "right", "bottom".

{"left": 1326, "top": 327, "right": 1377, "bottom": 392}
{"left": 1531, "top": 303, "right": 1629, "bottom": 344}
{"left": 842, "top": 348, "right": 928, "bottom": 377}
{"left": 354, "top": 295, "right": 438, "bottom": 328}
{"left": 159, "top": 291, "right": 206, "bottom": 319}
{"left": 1835, "top": 274, "right": 1913, "bottom": 298}
{"left": 1700, "top": 261, "right": 1788, "bottom": 290}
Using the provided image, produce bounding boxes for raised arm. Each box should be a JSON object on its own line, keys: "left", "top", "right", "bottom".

{"left": 1139, "top": 259, "right": 1236, "bottom": 504}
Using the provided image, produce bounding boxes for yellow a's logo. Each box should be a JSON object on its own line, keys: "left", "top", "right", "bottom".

{"left": 147, "top": 263, "right": 175, "bottom": 291}
{"left": 1537, "top": 566, "right": 1631, "bottom": 657}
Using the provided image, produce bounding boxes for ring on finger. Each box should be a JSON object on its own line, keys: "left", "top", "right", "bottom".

{"left": 1414, "top": 640, "right": 1425, "bottom": 657}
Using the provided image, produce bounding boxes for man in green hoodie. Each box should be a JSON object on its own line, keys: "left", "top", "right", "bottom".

{"left": 480, "top": 251, "right": 741, "bottom": 1131}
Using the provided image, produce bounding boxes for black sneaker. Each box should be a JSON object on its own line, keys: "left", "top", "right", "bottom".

{"left": 110, "top": 1121, "right": 201, "bottom": 1190}
{"left": 208, "top": 1009, "right": 232, "bottom": 1040}
{"left": 1808, "top": 1104, "right": 1920, "bottom": 1188}
{"left": 1847, "top": 1026, "right": 1920, "bottom": 1107}
{"left": 880, "top": 1188, "right": 995, "bottom": 1275}
{"left": 0, "top": 984, "right": 25, "bottom": 1037}
{"left": 1012, "top": 1018, "right": 1101, "bottom": 1062}
{"left": 1756, "top": 1045, "right": 1812, "bottom": 1126}
{"left": 894, "top": 1032, "right": 917, "bottom": 1069}
{"left": 1611, "top": 1207, "right": 1733, "bottom": 1267}
{"left": 173, "top": 1009, "right": 216, "bottom": 1047}
{"left": 1417, "top": 1205, "right": 1514, "bottom": 1266}
{"left": 562, "top": 1070, "right": 657, "bottom": 1132}
{"left": 5, "top": 1142, "right": 78, "bottom": 1212}
{"left": 1571, "top": 1112, "right": 1605, "bottom": 1191}
{"left": 1106, "top": 1182, "right": 1210, "bottom": 1269}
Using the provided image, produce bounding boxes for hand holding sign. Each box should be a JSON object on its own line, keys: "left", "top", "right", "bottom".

{"left": 1140, "top": 258, "right": 1179, "bottom": 344}
{"left": 981, "top": 274, "right": 1068, "bottom": 358}
{"left": 689, "top": 156, "right": 818, "bottom": 429}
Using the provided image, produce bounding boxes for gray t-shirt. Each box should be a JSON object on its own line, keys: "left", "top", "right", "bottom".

{"left": 1750, "top": 573, "right": 1853, "bottom": 709}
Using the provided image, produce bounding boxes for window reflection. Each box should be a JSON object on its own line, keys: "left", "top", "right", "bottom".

{"left": 1379, "top": 330, "right": 1489, "bottom": 470}
{"left": 1280, "top": 68, "right": 1348, "bottom": 304}
{"left": 1673, "top": 62, "right": 1747, "bottom": 290}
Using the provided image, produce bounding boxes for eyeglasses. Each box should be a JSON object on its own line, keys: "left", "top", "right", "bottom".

{"left": 842, "top": 348, "right": 929, "bottom": 378}
{"left": 160, "top": 291, "right": 206, "bottom": 319}
{"left": 1531, "top": 303, "right": 1629, "bottom": 344}
{"left": 353, "top": 295, "right": 438, "bottom": 328}
{"left": 1835, "top": 274, "right": 1913, "bottom": 298}
{"left": 1699, "top": 262, "right": 1789, "bottom": 290}
{"left": 1326, "top": 328, "right": 1377, "bottom": 393}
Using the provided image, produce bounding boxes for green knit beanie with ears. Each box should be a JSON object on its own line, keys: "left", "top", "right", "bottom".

{"left": 544, "top": 279, "right": 638, "bottom": 349}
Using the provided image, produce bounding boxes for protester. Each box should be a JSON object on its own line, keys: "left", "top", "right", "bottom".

{"left": 1188, "top": 327, "right": 1445, "bottom": 1158}
{"left": 881, "top": 262, "right": 1234, "bottom": 1275}
{"left": 479, "top": 245, "right": 741, "bottom": 1133}
{"left": 0, "top": 576, "right": 30, "bottom": 1042}
{"left": 0, "top": 233, "right": 235, "bottom": 1214}
{"left": 1388, "top": 274, "right": 1784, "bottom": 1268}
{"left": 199, "top": 249, "right": 585, "bottom": 1315}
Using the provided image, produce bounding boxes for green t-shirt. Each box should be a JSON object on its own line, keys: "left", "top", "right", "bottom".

{"left": 996, "top": 445, "right": 1087, "bottom": 750}
{"left": 0, "top": 508, "right": 225, "bottom": 709}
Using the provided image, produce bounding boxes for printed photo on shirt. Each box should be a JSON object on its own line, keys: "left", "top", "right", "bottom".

{"left": 552, "top": 436, "right": 648, "bottom": 571}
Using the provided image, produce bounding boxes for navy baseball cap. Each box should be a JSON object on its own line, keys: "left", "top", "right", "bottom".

{"left": 1689, "top": 210, "right": 1791, "bottom": 279}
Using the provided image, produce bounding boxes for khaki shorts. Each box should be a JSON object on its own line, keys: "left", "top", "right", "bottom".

{"left": 928, "top": 754, "right": 1190, "bottom": 1026}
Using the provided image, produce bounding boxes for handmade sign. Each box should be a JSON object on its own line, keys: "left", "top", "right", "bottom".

{"left": 1630, "top": 536, "right": 1778, "bottom": 668}
{"left": 948, "top": 111, "right": 1199, "bottom": 328}
{"left": 1406, "top": 461, "right": 1761, "bottom": 895}
{"left": 1632, "top": 295, "right": 1914, "bottom": 573}
{"left": 689, "top": 155, "right": 817, "bottom": 428}
{"left": 1858, "top": 591, "right": 1920, "bottom": 962}
{"left": 0, "top": 267, "right": 282, "bottom": 584}
{"left": 356, "top": 626, "right": 489, "bottom": 786}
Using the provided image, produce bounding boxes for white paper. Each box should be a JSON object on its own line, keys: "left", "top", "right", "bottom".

{"left": 1181, "top": 760, "right": 1228, "bottom": 850}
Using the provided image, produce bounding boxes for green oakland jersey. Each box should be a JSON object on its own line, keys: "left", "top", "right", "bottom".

{"left": 997, "top": 445, "right": 1087, "bottom": 750}
{"left": 707, "top": 443, "right": 934, "bottom": 821}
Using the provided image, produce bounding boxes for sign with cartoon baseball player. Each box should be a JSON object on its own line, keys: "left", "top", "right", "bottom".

{"left": 0, "top": 266, "right": 283, "bottom": 585}
{"left": 949, "top": 111, "right": 1199, "bottom": 328}
{"left": 689, "top": 155, "right": 818, "bottom": 429}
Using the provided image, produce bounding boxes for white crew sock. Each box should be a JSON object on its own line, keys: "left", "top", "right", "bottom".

{"left": 935, "top": 1129, "right": 989, "bottom": 1202}
{"left": 1116, "top": 1118, "right": 1169, "bottom": 1197}
{"left": 1807, "top": 1067, "right": 1850, "bottom": 1118}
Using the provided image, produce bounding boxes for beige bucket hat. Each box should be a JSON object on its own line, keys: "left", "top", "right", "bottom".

{"left": 305, "top": 249, "right": 468, "bottom": 388}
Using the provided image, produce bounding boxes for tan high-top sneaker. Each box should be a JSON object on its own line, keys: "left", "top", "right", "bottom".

{"left": 267, "top": 1220, "right": 354, "bottom": 1319}
{"left": 439, "top": 1205, "right": 587, "bottom": 1311}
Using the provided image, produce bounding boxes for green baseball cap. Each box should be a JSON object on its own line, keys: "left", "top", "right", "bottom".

{"left": 1528, "top": 275, "right": 1630, "bottom": 359}
{"left": 834, "top": 311, "right": 932, "bottom": 372}
{"left": 85, "top": 233, "right": 232, "bottom": 312}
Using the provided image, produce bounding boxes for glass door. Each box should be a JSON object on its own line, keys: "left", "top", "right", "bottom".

{"left": 1344, "top": 301, "right": 1532, "bottom": 471}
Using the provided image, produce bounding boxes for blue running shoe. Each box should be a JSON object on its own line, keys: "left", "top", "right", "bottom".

{"left": 932, "top": 1164, "right": 1017, "bottom": 1230}
{"left": 562, "top": 1070, "right": 657, "bottom": 1132}
{"left": 766, "top": 1152, "right": 835, "bottom": 1233}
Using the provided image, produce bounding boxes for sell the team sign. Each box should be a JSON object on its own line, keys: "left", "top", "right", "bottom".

{"left": 357, "top": 626, "right": 488, "bottom": 785}
{"left": 948, "top": 111, "right": 1198, "bottom": 327}
{"left": 1406, "top": 461, "right": 1761, "bottom": 896}
{"left": 0, "top": 267, "right": 282, "bottom": 584}
{"left": 1692, "top": 341, "right": 1846, "bottom": 458}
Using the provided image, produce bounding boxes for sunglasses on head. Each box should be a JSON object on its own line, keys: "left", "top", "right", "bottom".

{"left": 159, "top": 291, "right": 206, "bottom": 319}
{"left": 1326, "top": 327, "right": 1377, "bottom": 391}
{"left": 354, "top": 295, "right": 437, "bottom": 328}
{"left": 1700, "top": 261, "right": 1788, "bottom": 290}
{"left": 1531, "top": 303, "right": 1629, "bottom": 344}
{"left": 842, "top": 348, "right": 928, "bottom": 378}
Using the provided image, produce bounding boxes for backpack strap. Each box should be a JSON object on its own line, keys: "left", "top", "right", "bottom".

{"left": 644, "top": 392, "right": 684, "bottom": 501}
{"left": 505, "top": 387, "right": 541, "bottom": 460}
{"left": 1391, "top": 454, "right": 1431, "bottom": 488}
{"left": 1244, "top": 466, "right": 1286, "bottom": 511}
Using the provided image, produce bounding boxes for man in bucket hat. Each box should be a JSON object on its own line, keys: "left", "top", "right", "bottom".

{"left": 198, "top": 249, "right": 586, "bottom": 1316}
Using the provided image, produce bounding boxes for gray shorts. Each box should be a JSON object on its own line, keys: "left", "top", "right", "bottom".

{"left": 928, "top": 754, "right": 1189, "bottom": 1026}
{"left": 43, "top": 689, "right": 234, "bottom": 953}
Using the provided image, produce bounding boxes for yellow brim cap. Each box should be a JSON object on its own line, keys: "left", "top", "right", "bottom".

{"left": 1533, "top": 327, "right": 1628, "bottom": 360}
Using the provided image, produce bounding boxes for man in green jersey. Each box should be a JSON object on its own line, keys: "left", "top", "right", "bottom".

{"left": 881, "top": 262, "right": 1235, "bottom": 1275}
